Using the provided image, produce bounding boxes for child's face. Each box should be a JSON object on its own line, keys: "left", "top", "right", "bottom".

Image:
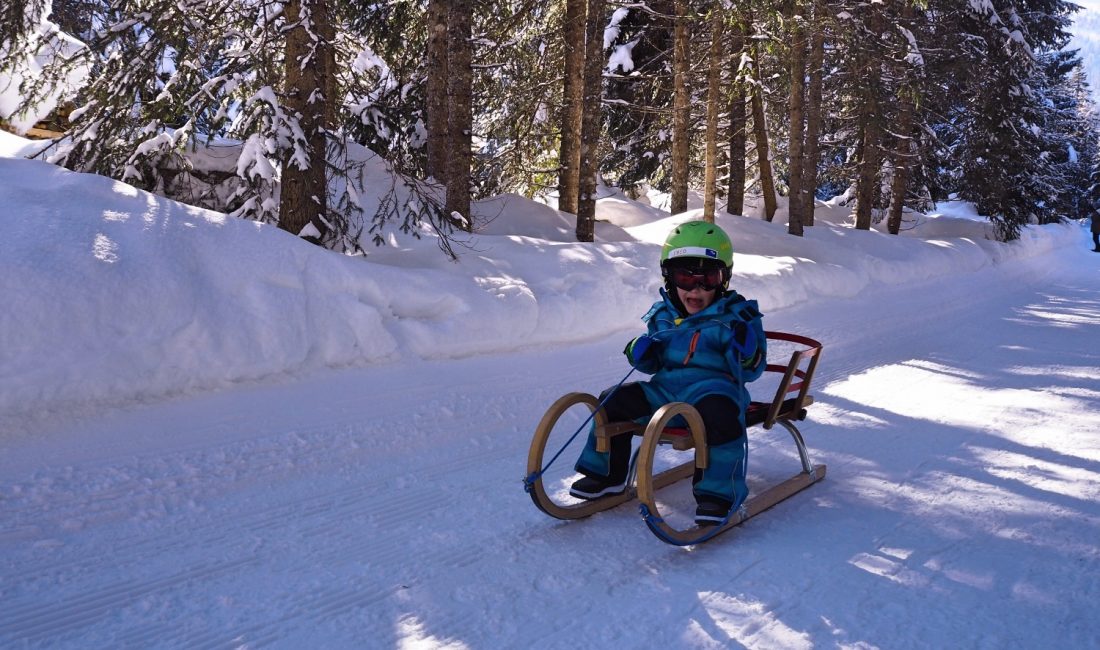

{"left": 676, "top": 285, "right": 717, "bottom": 315}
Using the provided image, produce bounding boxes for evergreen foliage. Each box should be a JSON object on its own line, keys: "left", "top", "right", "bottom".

{"left": 2, "top": 0, "right": 1097, "bottom": 246}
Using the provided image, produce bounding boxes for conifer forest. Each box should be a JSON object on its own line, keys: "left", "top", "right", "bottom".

{"left": 3, "top": 0, "right": 1099, "bottom": 249}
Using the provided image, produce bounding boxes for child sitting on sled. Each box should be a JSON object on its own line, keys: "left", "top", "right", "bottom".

{"left": 570, "top": 220, "right": 767, "bottom": 526}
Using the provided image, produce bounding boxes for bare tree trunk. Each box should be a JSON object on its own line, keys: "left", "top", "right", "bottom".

{"left": 319, "top": 0, "right": 335, "bottom": 130}
{"left": 558, "top": 0, "right": 586, "bottom": 216}
{"left": 576, "top": 0, "right": 606, "bottom": 242}
{"left": 854, "top": 116, "right": 881, "bottom": 230}
{"left": 425, "top": 0, "right": 450, "bottom": 182}
{"left": 727, "top": 15, "right": 747, "bottom": 216}
{"left": 786, "top": 0, "right": 807, "bottom": 236}
{"left": 279, "top": 0, "right": 332, "bottom": 242}
{"left": 445, "top": 0, "right": 472, "bottom": 230}
{"left": 750, "top": 35, "right": 777, "bottom": 221}
{"left": 853, "top": 6, "right": 883, "bottom": 231}
{"left": 669, "top": 0, "right": 691, "bottom": 215}
{"left": 800, "top": 0, "right": 825, "bottom": 227}
{"left": 887, "top": 2, "right": 917, "bottom": 235}
{"left": 702, "top": 5, "right": 724, "bottom": 222}
{"left": 886, "top": 102, "right": 915, "bottom": 234}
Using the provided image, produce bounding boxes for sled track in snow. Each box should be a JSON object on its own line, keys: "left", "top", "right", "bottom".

{"left": 0, "top": 427, "right": 523, "bottom": 648}
{"left": 0, "top": 556, "right": 259, "bottom": 645}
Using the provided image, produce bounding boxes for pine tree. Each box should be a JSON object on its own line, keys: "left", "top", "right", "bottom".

{"left": 786, "top": 0, "right": 808, "bottom": 236}
{"left": 0, "top": 0, "right": 91, "bottom": 133}
{"left": 558, "top": 0, "right": 586, "bottom": 216}
{"left": 280, "top": 0, "right": 334, "bottom": 242}
{"left": 669, "top": 0, "right": 692, "bottom": 215}
{"left": 5, "top": 0, "right": 1097, "bottom": 250}
{"left": 702, "top": 3, "right": 724, "bottom": 222}
{"left": 799, "top": 0, "right": 826, "bottom": 228}
{"left": 425, "top": 0, "right": 450, "bottom": 183}
{"left": 884, "top": 1, "right": 922, "bottom": 235}
{"left": 726, "top": 13, "right": 749, "bottom": 216}
{"left": 748, "top": 12, "right": 777, "bottom": 221}
{"left": 445, "top": 0, "right": 474, "bottom": 230}
{"left": 949, "top": 0, "right": 1079, "bottom": 239}
{"left": 576, "top": 0, "right": 607, "bottom": 241}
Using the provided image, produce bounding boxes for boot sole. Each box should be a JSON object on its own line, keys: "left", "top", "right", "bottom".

{"left": 569, "top": 483, "right": 627, "bottom": 500}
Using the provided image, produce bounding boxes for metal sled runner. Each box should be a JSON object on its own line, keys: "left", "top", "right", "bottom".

{"left": 524, "top": 331, "right": 825, "bottom": 545}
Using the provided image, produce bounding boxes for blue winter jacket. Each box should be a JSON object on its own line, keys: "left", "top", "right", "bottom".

{"left": 628, "top": 288, "right": 766, "bottom": 427}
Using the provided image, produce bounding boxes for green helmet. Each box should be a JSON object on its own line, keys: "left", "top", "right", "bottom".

{"left": 660, "top": 221, "right": 734, "bottom": 268}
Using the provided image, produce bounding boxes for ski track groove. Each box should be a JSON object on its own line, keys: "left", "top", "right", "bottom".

{"left": 4, "top": 441, "right": 514, "bottom": 590}
{"left": 298, "top": 584, "right": 396, "bottom": 625}
{"left": 314, "top": 491, "right": 441, "bottom": 543}
{"left": 105, "top": 535, "right": 488, "bottom": 649}
{"left": 289, "top": 546, "right": 487, "bottom": 633}
{"left": 110, "top": 622, "right": 166, "bottom": 649}
{"left": 112, "top": 609, "right": 289, "bottom": 650}
{"left": 186, "top": 623, "right": 287, "bottom": 650}
{"left": 0, "top": 438, "right": 520, "bottom": 647}
{"left": 1, "top": 558, "right": 248, "bottom": 630}
{"left": 0, "top": 556, "right": 258, "bottom": 646}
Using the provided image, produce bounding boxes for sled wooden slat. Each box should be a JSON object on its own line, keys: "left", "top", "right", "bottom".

{"left": 658, "top": 429, "right": 696, "bottom": 451}
{"left": 640, "top": 465, "right": 827, "bottom": 546}
{"left": 593, "top": 421, "right": 643, "bottom": 453}
{"left": 742, "top": 464, "right": 827, "bottom": 520}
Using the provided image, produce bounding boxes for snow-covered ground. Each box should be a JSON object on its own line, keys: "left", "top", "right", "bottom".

{"left": 1, "top": 131, "right": 1099, "bottom": 648}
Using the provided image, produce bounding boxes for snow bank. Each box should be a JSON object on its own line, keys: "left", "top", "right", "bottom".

{"left": 0, "top": 136, "right": 1083, "bottom": 423}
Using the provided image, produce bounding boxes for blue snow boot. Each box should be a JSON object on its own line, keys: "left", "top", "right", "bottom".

{"left": 693, "top": 436, "right": 749, "bottom": 525}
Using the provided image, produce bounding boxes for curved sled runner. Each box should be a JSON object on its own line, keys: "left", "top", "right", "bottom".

{"left": 525, "top": 331, "right": 826, "bottom": 545}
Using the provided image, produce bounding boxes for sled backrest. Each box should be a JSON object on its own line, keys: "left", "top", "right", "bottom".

{"left": 761, "top": 331, "right": 823, "bottom": 430}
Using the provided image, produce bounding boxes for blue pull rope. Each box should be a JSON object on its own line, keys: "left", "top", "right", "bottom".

{"left": 523, "top": 366, "right": 637, "bottom": 492}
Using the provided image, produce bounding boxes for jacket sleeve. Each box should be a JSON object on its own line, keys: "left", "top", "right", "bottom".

{"left": 741, "top": 315, "right": 767, "bottom": 382}
{"left": 622, "top": 305, "right": 666, "bottom": 374}
{"left": 725, "top": 301, "right": 766, "bottom": 383}
{"left": 623, "top": 334, "right": 663, "bottom": 374}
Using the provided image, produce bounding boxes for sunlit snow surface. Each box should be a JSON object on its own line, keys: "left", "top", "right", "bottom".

{"left": 1, "top": 131, "right": 1098, "bottom": 648}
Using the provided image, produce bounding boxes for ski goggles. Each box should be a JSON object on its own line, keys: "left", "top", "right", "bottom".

{"left": 668, "top": 267, "right": 724, "bottom": 292}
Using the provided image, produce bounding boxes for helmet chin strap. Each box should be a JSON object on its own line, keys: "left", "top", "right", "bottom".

{"left": 665, "top": 282, "right": 688, "bottom": 317}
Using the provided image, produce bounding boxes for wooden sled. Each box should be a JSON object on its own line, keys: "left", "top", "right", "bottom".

{"left": 525, "top": 331, "right": 825, "bottom": 545}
